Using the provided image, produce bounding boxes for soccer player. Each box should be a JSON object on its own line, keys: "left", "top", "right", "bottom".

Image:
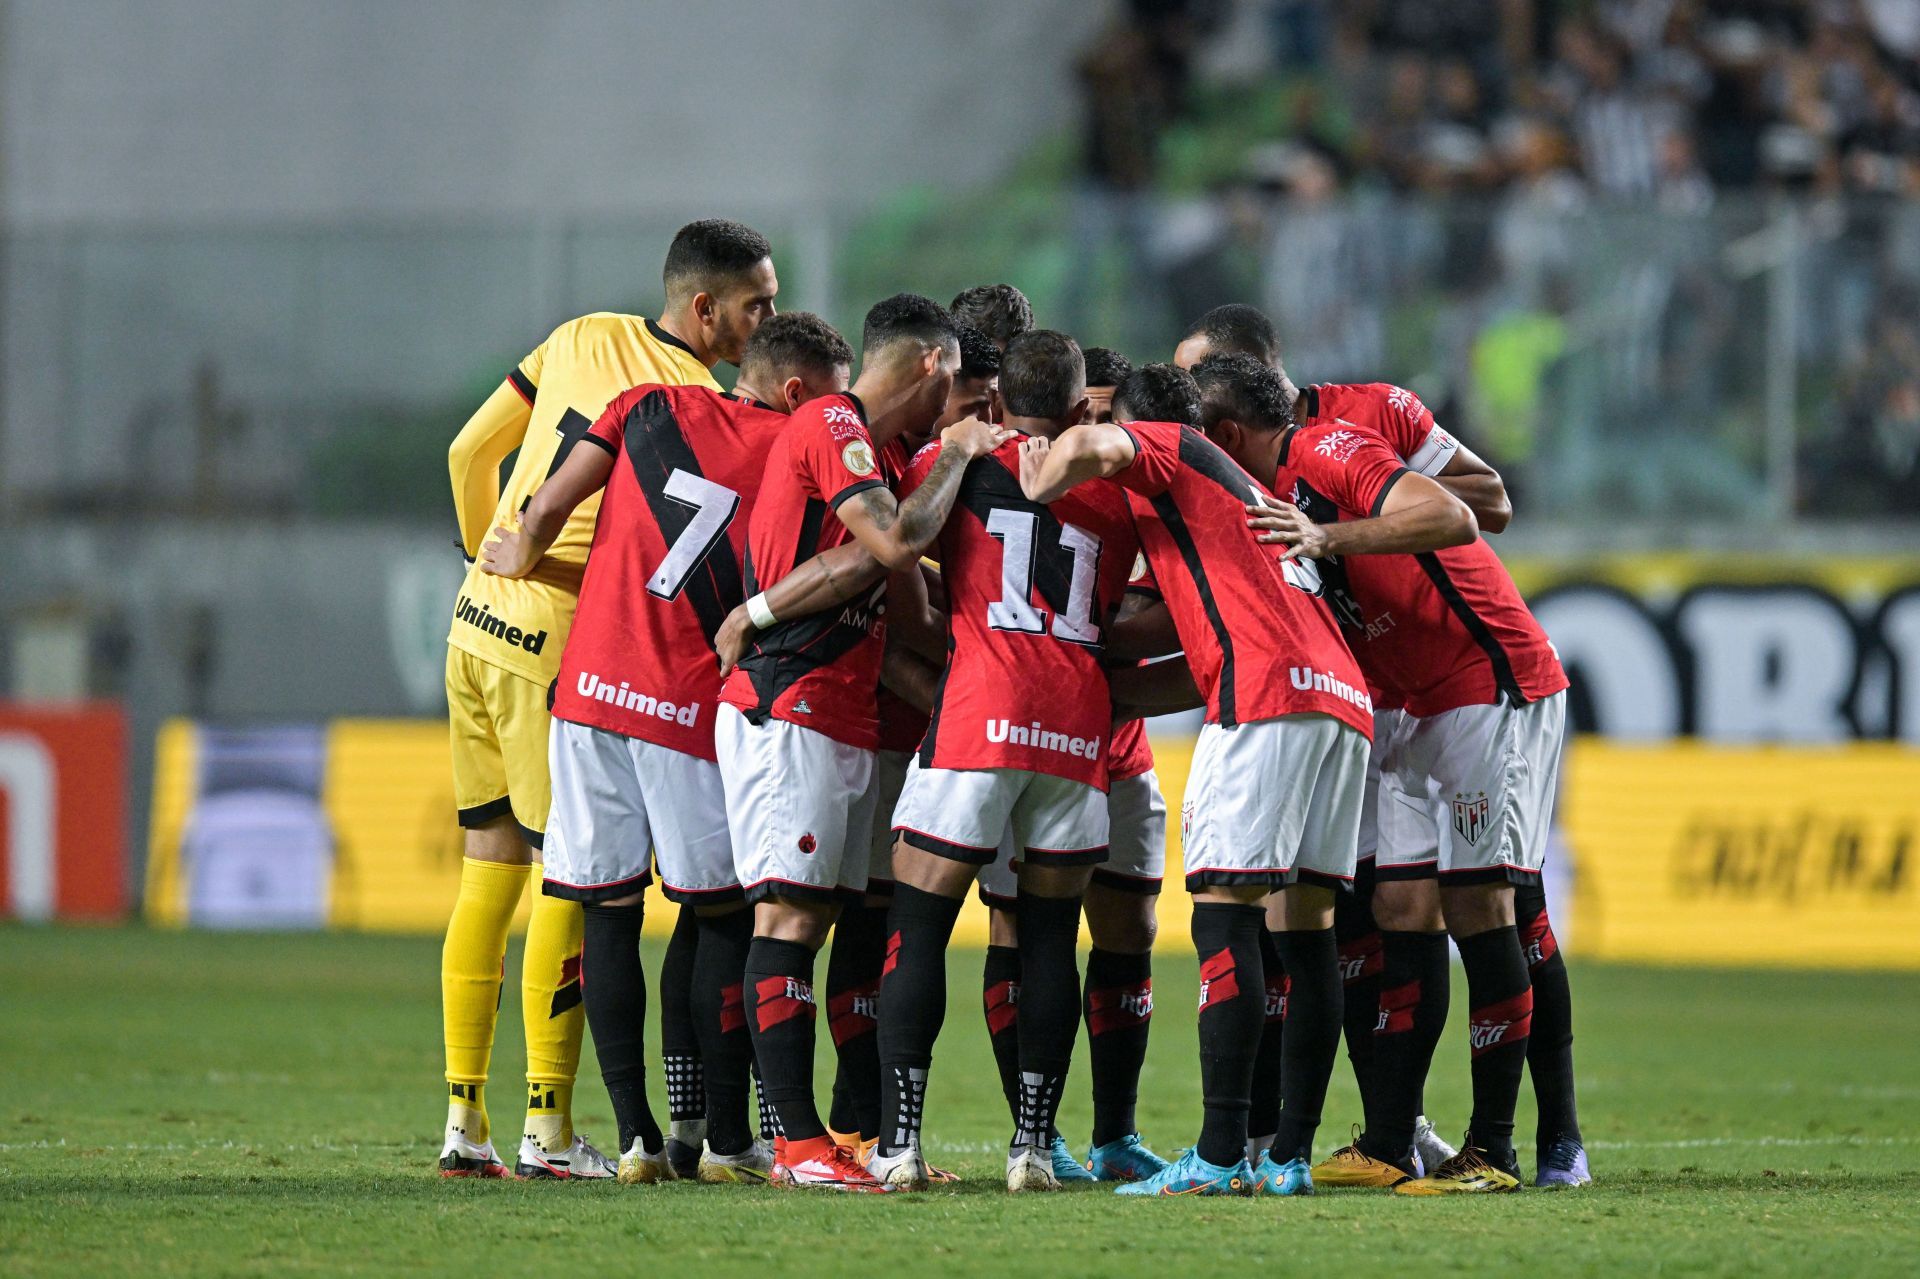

{"left": 950, "top": 282, "right": 1034, "bottom": 351}
{"left": 477, "top": 313, "right": 853, "bottom": 1186}
{"left": 854, "top": 331, "right": 1140, "bottom": 1193}
{"left": 1018, "top": 364, "right": 1377, "bottom": 1198}
{"left": 713, "top": 293, "right": 1006, "bottom": 1191}
{"left": 971, "top": 344, "right": 1172, "bottom": 1185}
{"left": 438, "top": 219, "right": 777, "bottom": 1181}
{"left": 820, "top": 325, "right": 998, "bottom": 1171}
{"left": 1199, "top": 352, "right": 1575, "bottom": 1193}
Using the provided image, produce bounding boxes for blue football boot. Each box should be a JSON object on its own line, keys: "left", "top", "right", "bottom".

{"left": 1050, "top": 1135, "right": 1097, "bottom": 1183}
{"left": 1114, "top": 1147, "right": 1252, "bottom": 1197}
{"left": 1088, "top": 1134, "right": 1172, "bottom": 1183}
{"left": 1535, "top": 1137, "right": 1593, "bottom": 1188}
{"left": 1249, "top": 1151, "right": 1315, "bottom": 1196}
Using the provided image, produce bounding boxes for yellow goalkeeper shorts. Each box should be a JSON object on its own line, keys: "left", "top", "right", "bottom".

{"left": 446, "top": 646, "right": 553, "bottom": 844}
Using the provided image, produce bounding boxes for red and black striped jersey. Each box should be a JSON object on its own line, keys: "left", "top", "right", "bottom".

{"left": 1275, "top": 415, "right": 1567, "bottom": 717}
{"left": 1108, "top": 551, "right": 1160, "bottom": 781}
{"left": 1114, "top": 421, "right": 1373, "bottom": 739}
{"left": 1300, "top": 383, "right": 1458, "bottom": 476}
{"left": 907, "top": 435, "right": 1139, "bottom": 788}
{"left": 719, "top": 392, "right": 892, "bottom": 751}
{"left": 552, "top": 384, "right": 786, "bottom": 760}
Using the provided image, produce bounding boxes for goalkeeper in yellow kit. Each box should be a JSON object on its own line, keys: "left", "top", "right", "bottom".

{"left": 438, "top": 220, "right": 779, "bottom": 1179}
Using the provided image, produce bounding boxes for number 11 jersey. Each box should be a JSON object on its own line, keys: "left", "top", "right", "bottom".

{"left": 553, "top": 383, "right": 789, "bottom": 760}
{"left": 905, "top": 434, "right": 1139, "bottom": 789}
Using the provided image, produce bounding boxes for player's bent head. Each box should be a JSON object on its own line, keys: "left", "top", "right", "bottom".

{"left": 739, "top": 311, "right": 854, "bottom": 411}
{"left": 1112, "top": 363, "right": 1201, "bottom": 426}
{"left": 1082, "top": 346, "right": 1133, "bottom": 423}
{"left": 999, "top": 330, "right": 1088, "bottom": 434}
{"left": 1175, "top": 303, "right": 1281, "bottom": 373}
{"left": 864, "top": 292, "right": 962, "bottom": 426}
{"left": 950, "top": 283, "right": 1034, "bottom": 349}
{"left": 935, "top": 325, "right": 1002, "bottom": 433}
{"left": 664, "top": 219, "right": 779, "bottom": 364}
{"left": 1193, "top": 352, "right": 1290, "bottom": 463}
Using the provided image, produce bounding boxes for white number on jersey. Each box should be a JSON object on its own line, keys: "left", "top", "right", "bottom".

{"left": 646, "top": 469, "right": 740, "bottom": 601}
{"left": 985, "top": 508, "right": 1103, "bottom": 644}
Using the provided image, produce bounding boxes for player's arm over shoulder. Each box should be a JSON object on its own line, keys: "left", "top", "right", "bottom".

{"left": 1019, "top": 423, "right": 1140, "bottom": 504}
{"left": 1381, "top": 384, "right": 1511, "bottom": 532}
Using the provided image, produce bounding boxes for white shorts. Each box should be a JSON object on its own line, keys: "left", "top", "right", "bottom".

{"left": 715, "top": 703, "right": 877, "bottom": 906}
{"left": 542, "top": 718, "right": 734, "bottom": 904}
{"left": 977, "top": 769, "right": 1167, "bottom": 909}
{"left": 1180, "top": 713, "right": 1369, "bottom": 892}
{"left": 1376, "top": 691, "right": 1567, "bottom": 886}
{"left": 867, "top": 749, "right": 914, "bottom": 895}
{"left": 892, "top": 758, "right": 1109, "bottom": 869}
{"left": 1356, "top": 708, "right": 1404, "bottom": 863}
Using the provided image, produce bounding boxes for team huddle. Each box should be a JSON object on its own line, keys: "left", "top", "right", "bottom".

{"left": 435, "top": 218, "right": 1590, "bottom": 1198}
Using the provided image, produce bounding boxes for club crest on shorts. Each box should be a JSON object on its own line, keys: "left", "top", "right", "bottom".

{"left": 1452, "top": 791, "right": 1491, "bottom": 845}
{"left": 797, "top": 832, "right": 817, "bottom": 854}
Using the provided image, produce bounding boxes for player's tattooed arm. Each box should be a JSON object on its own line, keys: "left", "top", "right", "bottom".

{"left": 478, "top": 437, "right": 615, "bottom": 579}
{"left": 1244, "top": 472, "right": 1475, "bottom": 559}
{"left": 713, "top": 542, "right": 888, "bottom": 676}
{"left": 1108, "top": 655, "right": 1203, "bottom": 719}
{"left": 840, "top": 417, "right": 1008, "bottom": 570}
{"left": 1017, "top": 424, "right": 1137, "bottom": 503}
{"left": 1433, "top": 442, "right": 1510, "bottom": 533}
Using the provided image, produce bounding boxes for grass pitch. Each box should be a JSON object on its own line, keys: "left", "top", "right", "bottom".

{"left": 3, "top": 926, "right": 1917, "bottom": 1276}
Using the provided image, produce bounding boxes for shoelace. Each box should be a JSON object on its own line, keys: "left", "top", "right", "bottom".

{"left": 826, "top": 1144, "right": 877, "bottom": 1181}
{"left": 1543, "top": 1137, "right": 1582, "bottom": 1169}
{"left": 1433, "top": 1147, "right": 1495, "bottom": 1179}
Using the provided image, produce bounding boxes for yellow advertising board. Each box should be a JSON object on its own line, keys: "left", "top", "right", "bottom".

{"left": 147, "top": 719, "right": 1920, "bottom": 968}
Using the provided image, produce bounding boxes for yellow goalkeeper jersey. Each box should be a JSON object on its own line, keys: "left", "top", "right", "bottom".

{"left": 446, "top": 313, "right": 721, "bottom": 686}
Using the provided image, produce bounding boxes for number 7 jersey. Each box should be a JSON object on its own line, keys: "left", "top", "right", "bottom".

{"left": 905, "top": 435, "right": 1140, "bottom": 789}
{"left": 552, "top": 383, "right": 790, "bottom": 761}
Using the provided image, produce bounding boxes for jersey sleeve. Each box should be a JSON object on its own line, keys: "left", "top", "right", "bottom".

{"left": 583, "top": 386, "right": 639, "bottom": 457}
{"left": 448, "top": 379, "right": 533, "bottom": 557}
{"left": 796, "top": 406, "right": 888, "bottom": 509}
{"left": 896, "top": 440, "right": 943, "bottom": 502}
{"left": 1112, "top": 421, "right": 1182, "bottom": 497}
{"left": 508, "top": 329, "right": 554, "bottom": 404}
{"left": 1304, "top": 429, "right": 1411, "bottom": 518}
{"left": 1382, "top": 386, "right": 1457, "bottom": 476}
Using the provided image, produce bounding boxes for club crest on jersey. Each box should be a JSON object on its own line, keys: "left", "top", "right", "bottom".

{"left": 1452, "top": 791, "right": 1491, "bottom": 845}
{"left": 841, "top": 438, "right": 877, "bottom": 476}
{"left": 797, "top": 832, "right": 817, "bottom": 855}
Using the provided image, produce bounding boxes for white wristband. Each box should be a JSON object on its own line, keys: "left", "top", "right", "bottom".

{"left": 745, "top": 592, "right": 778, "bottom": 630}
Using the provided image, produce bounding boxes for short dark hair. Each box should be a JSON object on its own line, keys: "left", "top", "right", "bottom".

{"left": 950, "top": 284, "right": 1034, "bottom": 346}
{"left": 1192, "top": 352, "right": 1291, "bottom": 431}
{"left": 1183, "top": 303, "right": 1280, "bottom": 367}
{"left": 1082, "top": 346, "right": 1133, "bottom": 390}
{"left": 1113, "top": 363, "right": 1201, "bottom": 424}
{"left": 1000, "top": 330, "right": 1085, "bottom": 420}
{"left": 862, "top": 292, "right": 960, "bottom": 359}
{"left": 956, "top": 325, "right": 1002, "bottom": 382}
{"left": 739, "top": 312, "right": 853, "bottom": 382}
{"left": 663, "top": 219, "right": 773, "bottom": 302}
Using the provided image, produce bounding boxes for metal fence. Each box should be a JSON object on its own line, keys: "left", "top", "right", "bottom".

{"left": 4, "top": 194, "right": 1915, "bottom": 525}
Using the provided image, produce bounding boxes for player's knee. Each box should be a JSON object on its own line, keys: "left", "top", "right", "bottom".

{"left": 463, "top": 816, "right": 533, "bottom": 866}
{"left": 1372, "top": 877, "right": 1444, "bottom": 931}
{"left": 600, "top": 889, "right": 645, "bottom": 909}
{"left": 891, "top": 840, "right": 979, "bottom": 899}
{"left": 1280, "top": 883, "right": 1335, "bottom": 931}
{"left": 753, "top": 897, "right": 835, "bottom": 948}
{"left": 1440, "top": 882, "right": 1515, "bottom": 938}
{"left": 1016, "top": 861, "right": 1092, "bottom": 900}
{"left": 1084, "top": 883, "right": 1156, "bottom": 953}
{"left": 987, "top": 905, "right": 1019, "bottom": 948}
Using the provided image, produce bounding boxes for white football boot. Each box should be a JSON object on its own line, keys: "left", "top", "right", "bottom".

{"left": 868, "top": 1139, "right": 932, "bottom": 1191}
{"left": 514, "top": 1131, "right": 617, "bottom": 1180}
{"left": 696, "top": 1139, "right": 775, "bottom": 1184}
{"left": 1006, "top": 1144, "right": 1060, "bottom": 1192}
{"left": 615, "top": 1138, "right": 677, "bottom": 1184}
{"left": 1412, "top": 1116, "right": 1457, "bottom": 1177}
{"left": 438, "top": 1131, "right": 509, "bottom": 1179}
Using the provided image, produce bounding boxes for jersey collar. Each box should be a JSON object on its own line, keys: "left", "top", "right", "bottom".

{"left": 723, "top": 391, "right": 777, "bottom": 411}
{"left": 839, "top": 391, "right": 870, "bottom": 424}
{"left": 646, "top": 317, "right": 703, "bottom": 363}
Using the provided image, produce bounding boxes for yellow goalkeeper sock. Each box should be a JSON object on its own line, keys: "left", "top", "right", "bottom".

{"left": 521, "top": 868, "right": 585, "bottom": 1151}
{"left": 441, "top": 856, "right": 529, "bottom": 1145}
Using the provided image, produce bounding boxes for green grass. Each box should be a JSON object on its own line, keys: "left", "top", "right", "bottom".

{"left": 2, "top": 927, "right": 1917, "bottom": 1276}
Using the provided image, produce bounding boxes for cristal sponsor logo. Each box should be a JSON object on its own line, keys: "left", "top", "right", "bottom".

{"left": 1468, "top": 1017, "right": 1513, "bottom": 1051}
{"left": 1288, "top": 666, "right": 1373, "bottom": 712}
{"left": 1386, "top": 385, "right": 1418, "bottom": 416}
{"left": 823, "top": 404, "right": 862, "bottom": 428}
{"left": 575, "top": 671, "right": 698, "bottom": 726}
{"left": 1312, "top": 429, "right": 1363, "bottom": 462}
{"left": 454, "top": 594, "right": 547, "bottom": 654}
{"left": 984, "top": 718, "right": 1103, "bottom": 760}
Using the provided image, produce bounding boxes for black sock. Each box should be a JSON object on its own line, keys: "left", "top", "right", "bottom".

{"left": 1456, "top": 925, "right": 1533, "bottom": 1165}
{"left": 825, "top": 900, "right": 889, "bottom": 1140}
{"left": 691, "top": 908, "right": 754, "bottom": 1156}
{"left": 875, "top": 884, "right": 964, "bottom": 1155}
{"left": 981, "top": 943, "right": 1023, "bottom": 1127}
{"left": 659, "top": 905, "right": 704, "bottom": 1137}
{"left": 1516, "top": 884, "right": 1581, "bottom": 1149}
{"left": 1012, "top": 891, "right": 1083, "bottom": 1149}
{"left": 1247, "top": 928, "right": 1286, "bottom": 1146}
{"left": 1193, "top": 902, "right": 1264, "bottom": 1168}
{"left": 743, "top": 936, "right": 824, "bottom": 1143}
{"left": 580, "top": 901, "right": 662, "bottom": 1155}
{"left": 1270, "top": 927, "right": 1341, "bottom": 1165}
{"left": 1333, "top": 866, "right": 1384, "bottom": 1133}
{"left": 1362, "top": 929, "right": 1450, "bottom": 1163}
{"left": 752, "top": 1061, "right": 778, "bottom": 1142}
{"left": 1083, "top": 947, "right": 1153, "bottom": 1147}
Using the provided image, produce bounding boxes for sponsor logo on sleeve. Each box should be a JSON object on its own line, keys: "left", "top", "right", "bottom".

{"left": 841, "top": 438, "right": 877, "bottom": 476}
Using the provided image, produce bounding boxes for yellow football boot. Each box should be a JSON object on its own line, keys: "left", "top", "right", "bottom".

{"left": 1394, "top": 1142, "right": 1522, "bottom": 1196}
{"left": 1311, "top": 1126, "right": 1416, "bottom": 1187}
